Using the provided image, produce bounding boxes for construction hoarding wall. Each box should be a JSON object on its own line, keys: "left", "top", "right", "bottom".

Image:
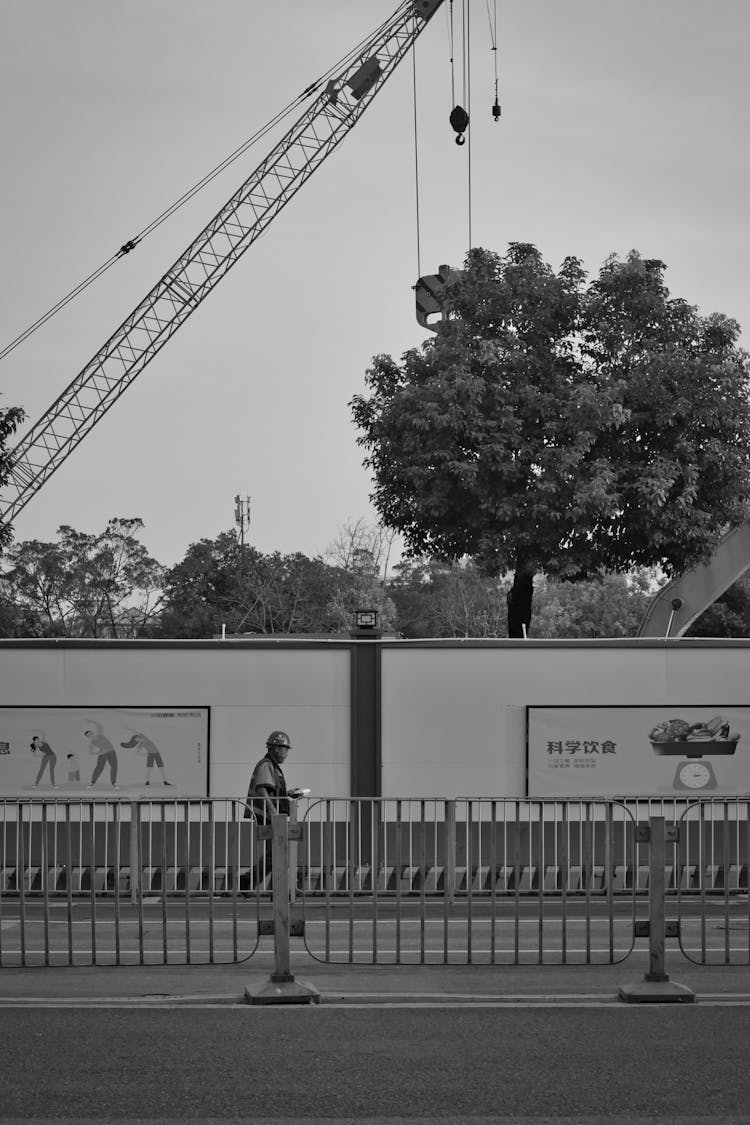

{"left": 1, "top": 639, "right": 750, "bottom": 799}
{"left": 379, "top": 641, "right": 750, "bottom": 797}
{"left": 0, "top": 642, "right": 350, "bottom": 801}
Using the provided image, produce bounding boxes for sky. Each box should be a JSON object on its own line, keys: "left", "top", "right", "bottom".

{"left": 1, "top": 1, "right": 749, "bottom": 569}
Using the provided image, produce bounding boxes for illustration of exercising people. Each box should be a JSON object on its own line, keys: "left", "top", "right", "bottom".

{"left": 85, "top": 720, "right": 119, "bottom": 788}
{"left": 120, "top": 731, "right": 172, "bottom": 787}
{"left": 31, "top": 735, "right": 57, "bottom": 788}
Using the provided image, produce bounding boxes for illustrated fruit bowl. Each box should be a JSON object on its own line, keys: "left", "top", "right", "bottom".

{"left": 649, "top": 715, "right": 740, "bottom": 757}
{"left": 649, "top": 738, "right": 739, "bottom": 758}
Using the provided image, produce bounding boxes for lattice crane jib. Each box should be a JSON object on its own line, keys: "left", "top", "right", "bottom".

{"left": 1, "top": 0, "right": 444, "bottom": 525}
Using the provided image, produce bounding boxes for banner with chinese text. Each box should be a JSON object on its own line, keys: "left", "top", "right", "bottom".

{"left": 527, "top": 706, "right": 750, "bottom": 797}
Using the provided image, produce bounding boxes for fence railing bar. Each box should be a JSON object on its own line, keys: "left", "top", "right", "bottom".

{"left": 114, "top": 802, "right": 122, "bottom": 966}
{"left": 88, "top": 802, "right": 97, "bottom": 966}
{"left": 466, "top": 800, "right": 473, "bottom": 965}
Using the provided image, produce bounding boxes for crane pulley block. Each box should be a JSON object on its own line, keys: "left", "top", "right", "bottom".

{"left": 347, "top": 58, "right": 383, "bottom": 101}
{"left": 414, "top": 0, "right": 443, "bottom": 18}
{"left": 414, "top": 264, "right": 462, "bottom": 330}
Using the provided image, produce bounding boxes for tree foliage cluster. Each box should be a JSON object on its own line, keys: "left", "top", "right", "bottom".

{"left": 0, "top": 519, "right": 165, "bottom": 638}
{"left": 1, "top": 516, "right": 750, "bottom": 639}
{"left": 0, "top": 399, "right": 24, "bottom": 554}
{"left": 0, "top": 520, "right": 396, "bottom": 640}
{"left": 352, "top": 245, "right": 750, "bottom": 634}
{"left": 0, "top": 514, "right": 717, "bottom": 639}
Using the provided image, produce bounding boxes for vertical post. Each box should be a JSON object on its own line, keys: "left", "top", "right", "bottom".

{"left": 349, "top": 637, "right": 381, "bottom": 875}
{"left": 271, "top": 814, "right": 292, "bottom": 982}
{"left": 445, "top": 799, "right": 456, "bottom": 906}
{"left": 619, "top": 815, "right": 695, "bottom": 1003}
{"left": 289, "top": 799, "right": 298, "bottom": 905}
{"left": 129, "top": 801, "right": 141, "bottom": 907}
{"left": 245, "top": 813, "right": 319, "bottom": 1005}
{"left": 646, "top": 816, "right": 668, "bottom": 982}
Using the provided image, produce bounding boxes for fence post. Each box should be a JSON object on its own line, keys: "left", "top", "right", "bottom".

{"left": 445, "top": 799, "right": 456, "bottom": 905}
{"left": 129, "top": 801, "right": 141, "bottom": 907}
{"left": 619, "top": 815, "right": 695, "bottom": 1003}
{"left": 289, "top": 799, "right": 298, "bottom": 904}
{"left": 245, "top": 813, "right": 319, "bottom": 1005}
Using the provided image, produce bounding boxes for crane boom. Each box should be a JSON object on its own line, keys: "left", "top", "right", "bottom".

{"left": 1, "top": 0, "right": 443, "bottom": 526}
{"left": 637, "top": 522, "right": 750, "bottom": 637}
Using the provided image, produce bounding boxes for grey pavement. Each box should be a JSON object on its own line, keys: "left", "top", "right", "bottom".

{"left": 2, "top": 944, "right": 750, "bottom": 1005}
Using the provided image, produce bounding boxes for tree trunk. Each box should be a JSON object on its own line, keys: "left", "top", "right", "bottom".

{"left": 507, "top": 566, "right": 534, "bottom": 638}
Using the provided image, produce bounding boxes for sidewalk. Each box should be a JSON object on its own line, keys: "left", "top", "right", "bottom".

{"left": 2, "top": 948, "right": 750, "bottom": 1005}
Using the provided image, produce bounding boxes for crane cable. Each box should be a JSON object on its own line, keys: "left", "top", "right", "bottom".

{"left": 447, "top": 0, "right": 456, "bottom": 110}
{"left": 0, "top": 8, "right": 399, "bottom": 367}
{"left": 411, "top": 42, "right": 422, "bottom": 279}
{"left": 465, "top": 0, "right": 472, "bottom": 250}
{"left": 487, "top": 0, "right": 501, "bottom": 119}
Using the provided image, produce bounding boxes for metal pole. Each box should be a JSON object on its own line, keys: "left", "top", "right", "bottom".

{"left": 646, "top": 816, "right": 668, "bottom": 982}
{"left": 289, "top": 799, "right": 298, "bottom": 905}
{"left": 445, "top": 799, "right": 456, "bottom": 906}
{"left": 129, "top": 801, "right": 141, "bottom": 907}
{"left": 618, "top": 816, "right": 695, "bottom": 1003}
{"left": 245, "top": 813, "right": 319, "bottom": 1005}
{"left": 271, "top": 814, "right": 292, "bottom": 983}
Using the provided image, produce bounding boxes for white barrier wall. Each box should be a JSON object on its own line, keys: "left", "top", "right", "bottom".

{"left": 2, "top": 637, "right": 750, "bottom": 800}
{"left": 0, "top": 642, "right": 351, "bottom": 800}
{"left": 379, "top": 640, "right": 750, "bottom": 797}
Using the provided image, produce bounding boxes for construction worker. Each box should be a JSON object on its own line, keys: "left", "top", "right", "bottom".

{"left": 244, "top": 730, "right": 303, "bottom": 889}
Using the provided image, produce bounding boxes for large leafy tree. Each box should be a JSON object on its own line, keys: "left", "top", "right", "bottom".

{"left": 352, "top": 245, "right": 750, "bottom": 634}
{"left": 0, "top": 518, "right": 165, "bottom": 637}
{"left": 158, "top": 530, "right": 349, "bottom": 638}
{"left": 0, "top": 399, "right": 24, "bottom": 553}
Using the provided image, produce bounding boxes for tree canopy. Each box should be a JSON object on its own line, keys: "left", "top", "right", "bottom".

{"left": 351, "top": 244, "right": 750, "bottom": 634}
{"left": 0, "top": 399, "right": 24, "bottom": 553}
{"left": 156, "top": 526, "right": 397, "bottom": 638}
{"left": 0, "top": 518, "right": 165, "bottom": 637}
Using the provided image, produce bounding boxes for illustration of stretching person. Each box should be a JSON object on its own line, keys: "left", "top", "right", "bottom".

{"left": 120, "top": 731, "right": 172, "bottom": 786}
{"left": 31, "top": 735, "right": 57, "bottom": 788}
{"left": 85, "top": 720, "right": 119, "bottom": 788}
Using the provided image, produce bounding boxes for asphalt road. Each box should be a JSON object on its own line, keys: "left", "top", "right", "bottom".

{"left": 2, "top": 1005, "right": 750, "bottom": 1122}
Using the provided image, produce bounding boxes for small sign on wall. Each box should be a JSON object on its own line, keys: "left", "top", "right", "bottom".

{"left": 527, "top": 705, "right": 750, "bottom": 798}
{"left": 0, "top": 707, "right": 209, "bottom": 798}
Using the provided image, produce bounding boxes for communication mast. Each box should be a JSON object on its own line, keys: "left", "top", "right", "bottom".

{"left": 234, "top": 494, "right": 251, "bottom": 547}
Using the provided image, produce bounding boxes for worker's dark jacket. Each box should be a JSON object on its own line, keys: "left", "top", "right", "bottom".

{"left": 244, "top": 754, "right": 289, "bottom": 820}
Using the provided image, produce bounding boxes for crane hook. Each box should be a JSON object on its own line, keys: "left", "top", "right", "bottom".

{"left": 449, "top": 104, "right": 469, "bottom": 146}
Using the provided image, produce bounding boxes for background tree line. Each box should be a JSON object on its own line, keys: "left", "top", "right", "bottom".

{"left": 1, "top": 515, "right": 749, "bottom": 639}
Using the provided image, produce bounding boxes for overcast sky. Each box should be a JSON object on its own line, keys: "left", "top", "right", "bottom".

{"left": 1, "top": 1, "right": 748, "bottom": 568}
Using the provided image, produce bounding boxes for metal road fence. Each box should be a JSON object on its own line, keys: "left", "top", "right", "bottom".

{"left": 0, "top": 798, "right": 263, "bottom": 967}
{"left": 1, "top": 796, "right": 749, "bottom": 967}
{"left": 299, "top": 798, "right": 640, "bottom": 965}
